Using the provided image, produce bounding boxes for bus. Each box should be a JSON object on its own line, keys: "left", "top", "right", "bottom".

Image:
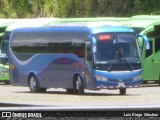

{"left": 9, "top": 22, "right": 148, "bottom": 95}
{"left": 116, "top": 15, "right": 160, "bottom": 84}
{"left": 139, "top": 20, "right": 160, "bottom": 84}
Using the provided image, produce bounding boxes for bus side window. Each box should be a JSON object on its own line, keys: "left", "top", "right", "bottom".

{"left": 155, "top": 37, "right": 160, "bottom": 53}
{"left": 85, "top": 41, "right": 91, "bottom": 61}
{"left": 153, "top": 25, "right": 160, "bottom": 53}
{"left": 146, "top": 40, "right": 153, "bottom": 58}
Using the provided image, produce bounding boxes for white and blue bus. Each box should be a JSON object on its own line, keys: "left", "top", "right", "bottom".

{"left": 8, "top": 22, "right": 147, "bottom": 95}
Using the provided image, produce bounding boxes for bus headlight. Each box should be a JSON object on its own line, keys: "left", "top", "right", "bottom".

{"left": 133, "top": 74, "right": 142, "bottom": 81}
{"left": 95, "top": 75, "right": 108, "bottom": 81}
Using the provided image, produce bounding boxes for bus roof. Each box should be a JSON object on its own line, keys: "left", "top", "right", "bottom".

{"left": 0, "top": 21, "right": 15, "bottom": 28}
{"left": 0, "top": 19, "right": 17, "bottom": 32}
{"left": 46, "top": 21, "right": 122, "bottom": 27}
{"left": 12, "top": 22, "right": 135, "bottom": 34}
{"left": 5, "top": 18, "right": 59, "bottom": 31}
{"left": 45, "top": 17, "right": 129, "bottom": 26}
{"left": 140, "top": 20, "right": 160, "bottom": 34}
{"left": 130, "top": 15, "right": 160, "bottom": 20}
{"left": 121, "top": 15, "right": 160, "bottom": 28}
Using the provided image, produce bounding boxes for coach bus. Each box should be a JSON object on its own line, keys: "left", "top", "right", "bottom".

{"left": 139, "top": 21, "right": 160, "bottom": 84}
{"left": 9, "top": 22, "right": 148, "bottom": 95}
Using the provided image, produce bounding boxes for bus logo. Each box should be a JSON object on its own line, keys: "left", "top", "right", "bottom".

{"left": 2, "top": 112, "right": 11, "bottom": 117}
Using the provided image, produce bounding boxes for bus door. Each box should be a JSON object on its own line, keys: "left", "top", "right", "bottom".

{"left": 153, "top": 25, "right": 160, "bottom": 80}
{"left": 142, "top": 38, "right": 155, "bottom": 81}
{"left": 85, "top": 40, "right": 94, "bottom": 89}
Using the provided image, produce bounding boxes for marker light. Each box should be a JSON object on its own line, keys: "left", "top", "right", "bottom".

{"left": 98, "top": 34, "right": 111, "bottom": 40}
{"left": 95, "top": 75, "right": 108, "bottom": 81}
{"left": 133, "top": 74, "right": 142, "bottom": 81}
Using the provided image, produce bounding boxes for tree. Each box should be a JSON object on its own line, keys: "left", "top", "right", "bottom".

{"left": 0, "top": 0, "right": 160, "bottom": 18}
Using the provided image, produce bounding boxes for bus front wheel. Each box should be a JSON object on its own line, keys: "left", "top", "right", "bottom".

{"left": 29, "top": 74, "right": 46, "bottom": 93}
{"left": 119, "top": 88, "right": 126, "bottom": 95}
{"left": 73, "top": 75, "right": 84, "bottom": 95}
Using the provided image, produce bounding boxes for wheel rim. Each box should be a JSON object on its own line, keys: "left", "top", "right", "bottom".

{"left": 30, "top": 76, "right": 36, "bottom": 90}
{"left": 76, "top": 80, "right": 79, "bottom": 90}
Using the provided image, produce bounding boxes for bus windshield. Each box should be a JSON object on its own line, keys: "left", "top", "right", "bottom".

{"left": 94, "top": 33, "right": 140, "bottom": 70}
{"left": 1, "top": 31, "right": 11, "bottom": 54}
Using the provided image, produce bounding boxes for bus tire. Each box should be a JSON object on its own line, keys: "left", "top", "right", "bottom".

{"left": 73, "top": 75, "right": 84, "bottom": 95}
{"left": 119, "top": 88, "right": 126, "bottom": 95}
{"left": 39, "top": 88, "right": 47, "bottom": 93}
{"left": 28, "top": 74, "right": 46, "bottom": 93}
{"left": 66, "top": 89, "right": 75, "bottom": 94}
{"left": 5, "top": 81, "right": 10, "bottom": 85}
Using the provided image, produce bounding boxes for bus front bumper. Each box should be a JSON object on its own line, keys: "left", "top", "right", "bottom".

{"left": 96, "top": 79, "right": 142, "bottom": 89}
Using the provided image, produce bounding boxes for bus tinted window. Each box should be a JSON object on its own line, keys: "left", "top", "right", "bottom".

{"left": 94, "top": 33, "right": 138, "bottom": 63}
{"left": 146, "top": 40, "right": 153, "bottom": 58}
{"left": 2, "top": 31, "right": 11, "bottom": 53}
{"left": 146, "top": 31, "right": 154, "bottom": 38}
{"left": 11, "top": 32, "right": 48, "bottom": 53}
{"left": 154, "top": 25, "right": 160, "bottom": 53}
{"left": 155, "top": 37, "right": 160, "bottom": 53}
{"left": 131, "top": 27, "right": 145, "bottom": 34}
{"left": 11, "top": 31, "right": 87, "bottom": 59}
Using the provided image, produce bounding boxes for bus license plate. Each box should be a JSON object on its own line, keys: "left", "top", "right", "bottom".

{"left": 118, "top": 82, "right": 124, "bottom": 87}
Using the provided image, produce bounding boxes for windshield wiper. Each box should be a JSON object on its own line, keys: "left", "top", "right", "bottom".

{"left": 107, "top": 51, "right": 117, "bottom": 72}
{"left": 107, "top": 39, "right": 133, "bottom": 72}
{"left": 118, "top": 48, "right": 133, "bottom": 71}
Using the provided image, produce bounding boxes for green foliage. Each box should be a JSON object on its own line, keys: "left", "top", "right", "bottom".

{"left": 0, "top": 0, "right": 160, "bottom": 18}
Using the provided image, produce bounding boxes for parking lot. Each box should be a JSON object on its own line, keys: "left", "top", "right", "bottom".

{"left": 0, "top": 84, "right": 160, "bottom": 107}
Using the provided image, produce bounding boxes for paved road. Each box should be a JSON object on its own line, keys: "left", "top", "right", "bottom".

{"left": 0, "top": 84, "right": 160, "bottom": 107}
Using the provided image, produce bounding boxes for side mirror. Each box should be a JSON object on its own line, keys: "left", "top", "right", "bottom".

{"left": 137, "top": 35, "right": 150, "bottom": 50}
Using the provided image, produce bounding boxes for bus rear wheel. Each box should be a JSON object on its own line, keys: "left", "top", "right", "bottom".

{"left": 66, "top": 89, "right": 75, "bottom": 94}
{"left": 119, "top": 88, "right": 126, "bottom": 95}
{"left": 5, "top": 81, "right": 10, "bottom": 85}
{"left": 73, "top": 76, "right": 84, "bottom": 95}
{"left": 29, "top": 74, "right": 46, "bottom": 93}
